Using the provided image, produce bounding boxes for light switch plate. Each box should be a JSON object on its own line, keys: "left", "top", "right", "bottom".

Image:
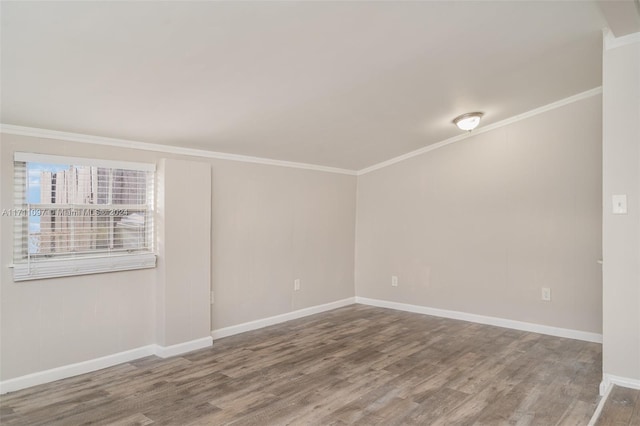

{"left": 612, "top": 194, "right": 627, "bottom": 214}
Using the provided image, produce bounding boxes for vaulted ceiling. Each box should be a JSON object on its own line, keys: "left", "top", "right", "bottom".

{"left": 1, "top": 1, "right": 610, "bottom": 170}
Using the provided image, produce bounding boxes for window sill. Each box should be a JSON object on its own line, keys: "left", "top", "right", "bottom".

{"left": 11, "top": 253, "right": 157, "bottom": 282}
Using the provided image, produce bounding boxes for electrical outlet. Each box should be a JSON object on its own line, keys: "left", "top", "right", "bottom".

{"left": 612, "top": 194, "right": 628, "bottom": 214}
{"left": 210, "top": 291, "right": 215, "bottom": 304}
{"left": 392, "top": 276, "right": 398, "bottom": 287}
{"left": 294, "top": 278, "right": 301, "bottom": 291}
{"left": 541, "top": 287, "right": 551, "bottom": 301}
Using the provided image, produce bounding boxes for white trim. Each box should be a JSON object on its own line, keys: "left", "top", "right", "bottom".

{"left": 0, "top": 345, "right": 156, "bottom": 394}
{"left": 600, "top": 374, "right": 640, "bottom": 396}
{"left": 153, "top": 336, "right": 213, "bottom": 359}
{"left": 14, "top": 152, "right": 155, "bottom": 172}
{"left": 603, "top": 28, "right": 640, "bottom": 51}
{"left": 1, "top": 86, "right": 602, "bottom": 178}
{"left": 0, "top": 124, "right": 357, "bottom": 176}
{"left": 355, "top": 297, "right": 603, "bottom": 343}
{"left": 12, "top": 253, "right": 157, "bottom": 282}
{"left": 0, "top": 336, "right": 215, "bottom": 394}
{"left": 589, "top": 382, "right": 613, "bottom": 426}
{"left": 211, "top": 297, "right": 356, "bottom": 339}
{"left": 0, "top": 297, "right": 354, "bottom": 393}
{"left": 357, "top": 87, "right": 603, "bottom": 175}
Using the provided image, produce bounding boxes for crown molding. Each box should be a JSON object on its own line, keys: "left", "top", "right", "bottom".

{"left": 0, "top": 124, "right": 357, "bottom": 176}
{"left": 603, "top": 28, "right": 640, "bottom": 51}
{"left": 1, "top": 86, "right": 602, "bottom": 177}
{"left": 357, "top": 86, "right": 603, "bottom": 175}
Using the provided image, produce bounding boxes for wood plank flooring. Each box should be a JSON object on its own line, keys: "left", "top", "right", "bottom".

{"left": 0, "top": 304, "right": 602, "bottom": 425}
{"left": 595, "top": 385, "right": 640, "bottom": 425}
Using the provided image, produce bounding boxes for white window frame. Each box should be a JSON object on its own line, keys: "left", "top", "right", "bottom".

{"left": 11, "top": 152, "right": 156, "bottom": 281}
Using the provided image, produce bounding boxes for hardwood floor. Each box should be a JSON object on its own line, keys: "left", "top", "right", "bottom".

{"left": 595, "top": 385, "right": 640, "bottom": 425}
{"left": 0, "top": 304, "right": 602, "bottom": 425}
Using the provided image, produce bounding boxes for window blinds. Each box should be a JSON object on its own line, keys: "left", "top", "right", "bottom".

{"left": 12, "top": 153, "right": 156, "bottom": 281}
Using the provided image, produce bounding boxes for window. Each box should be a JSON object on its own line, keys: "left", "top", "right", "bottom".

{"left": 11, "top": 153, "right": 156, "bottom": 281}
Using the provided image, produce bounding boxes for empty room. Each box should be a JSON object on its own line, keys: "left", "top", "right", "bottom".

{"left": 0, "top": 1, "right": 639, "bottom": 425}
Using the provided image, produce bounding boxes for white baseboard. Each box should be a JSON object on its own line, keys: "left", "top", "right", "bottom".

{"left": 3, "top": 297, "right": 355, "bottom": 394}
{"left": 1, "top": 296, "right": 605, "bottom": 395}
{"left": 153, "top": 336, "right": 213, "bottom": 358}
{"left": 355, "top": 297, "right": 603, "bottom": 344}
{"left": 0, "top": 345, "right": 155, "bottom": 395}
{"left": 594, "top": 374, "right": 640, "bottom": 424}
{"left": 600, "top": 373, "right": 640, "bottom": 396}
{"left": 589, "top": 381, "right": 613, "bottom": 425}
{"left": 211, "top": 297, "right": 356, "bottom": 339}
{"left": 0, "top": 336, "right": 214, "bottom": 394}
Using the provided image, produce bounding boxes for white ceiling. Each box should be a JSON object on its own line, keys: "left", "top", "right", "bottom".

{"left": 1, "top": 1, "right": 608, "bottom": 170}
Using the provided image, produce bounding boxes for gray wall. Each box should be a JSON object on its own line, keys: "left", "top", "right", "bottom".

{"left": 602, "top": 39, "right": 640, "bottom": 382}
{"left": 210, "top": 160, "right": 357, "bottom": 329}
{"left": 355, "top": 95, "right": 603, "bottom": 333}
{"left": 156, "top": 158, "right": 211, "bottom": 346}
{"left": 0, "top": 91, "right": 606, "bottom": 382}
{"left": 0, "top": 134, "right": 357, "bottom": 381}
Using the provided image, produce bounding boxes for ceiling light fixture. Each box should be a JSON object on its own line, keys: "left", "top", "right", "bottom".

{"left": 453, "top": 112, "right": 484, "bottom": 132}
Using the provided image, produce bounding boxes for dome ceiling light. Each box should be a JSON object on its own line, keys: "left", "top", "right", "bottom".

{"left": 453, "top": 112, "right": 484, "bottom": 132}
